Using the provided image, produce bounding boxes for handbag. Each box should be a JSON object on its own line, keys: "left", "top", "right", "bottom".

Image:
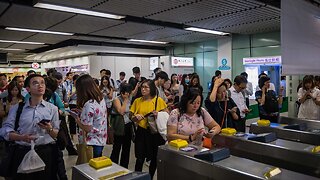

{"left": 76, "top": 132, "right": 93, "bottom": 165}
{"left": 146, "top": 95, "right": 159, "bottom": 134}
{"left": 0, "top": 102, "right": 24, "bottom": 177}
{"left": 110, "top": 114, "right": 125, "bottom": 136}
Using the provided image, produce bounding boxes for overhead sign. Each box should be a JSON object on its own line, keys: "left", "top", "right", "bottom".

{"left": 243, "top": 56, "right": 281, "bottom": 65}
{"left": 171, "top": 57, "right": 194, "bottom": 67}
{"left": 149, "top": 57, "right": 159, "bottom": 70}
{"left": 31, "top": 62, "right": 40, "bottom": 69}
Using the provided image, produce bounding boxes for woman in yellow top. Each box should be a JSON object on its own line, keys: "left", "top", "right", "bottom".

{"left": 130, "top": 79, "right": 167, "bottom": 179}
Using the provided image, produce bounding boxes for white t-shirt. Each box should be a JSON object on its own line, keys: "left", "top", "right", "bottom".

{"left": 297, "top": 87, "right": 320, "bottom": 120}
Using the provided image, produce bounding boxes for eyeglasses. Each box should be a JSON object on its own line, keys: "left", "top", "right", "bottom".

{"left": 31, "top": 81, "right": 45, "bottom": 87}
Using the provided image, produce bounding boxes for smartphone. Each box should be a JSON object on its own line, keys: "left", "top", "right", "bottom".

{"left": 39, "top": 119, "right": 50, "bottom": 124}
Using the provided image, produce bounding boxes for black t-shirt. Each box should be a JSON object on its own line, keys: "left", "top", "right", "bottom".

{"left": 255, "top": 90, "right": 279, "bottom": 115}
{"left": 129, "top": 76, "right": 146, "bottom": 103}
{"left": 205, "top": 97, "right": 239, "bottom": 128}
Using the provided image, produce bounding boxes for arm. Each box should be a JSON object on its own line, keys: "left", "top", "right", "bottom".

{"left": 257, "top": 88, "right": 266, "bottom": 105}
{"left": 38, "top": 106, "right": 60, "bottom": 139}
{"left": 209, "top": 78, "right": 224, "bottom": 102}
{"left": 298, "top": 88, "right": 309, "bottom": 104}
{"left": 107, "top": 88, "right": 113, "bottom": 100}
{"left": 167, "top": 125, "right": 189, "bottom": 142}
{"left": 131, "top": 83, "right": 139, "bottom": 97}
{"left": 113, "top": 97, "right": 128, "bottom": 115}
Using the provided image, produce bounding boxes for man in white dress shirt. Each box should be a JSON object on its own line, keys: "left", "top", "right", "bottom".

{"left": 229, "top": 75, "right": 250, "bottom": 132}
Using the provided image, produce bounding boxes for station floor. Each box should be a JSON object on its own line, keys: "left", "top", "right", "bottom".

{"left": 1, "top": 113, "right": 287, "bottom": 180}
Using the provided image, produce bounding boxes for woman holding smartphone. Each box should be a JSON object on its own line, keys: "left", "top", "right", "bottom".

{"left": 297, "top": 75, "right": 320, "bottom": 120}
{"left": 167, "top": 88, "right": 221, "bottom": 146}
{"left": 71, "top": 74, "right": 108, "bottom": 158}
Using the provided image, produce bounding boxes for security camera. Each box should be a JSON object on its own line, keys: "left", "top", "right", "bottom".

{"left": 7, "top": 61, "right": 11, "bottom": 67}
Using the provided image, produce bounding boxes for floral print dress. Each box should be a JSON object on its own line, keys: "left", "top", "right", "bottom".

{"left": 167, "top": 107, "right": 214, "bottom": 146}
{"left": 78, "top": 99, "right": 108, "bottom": 146}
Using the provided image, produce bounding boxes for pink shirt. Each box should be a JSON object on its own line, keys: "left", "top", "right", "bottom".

{"left": 79, "top": 99, "right": 108, "bottom": 146}
{"left": 167, "top": 107, "right": 214, "bottom": 145}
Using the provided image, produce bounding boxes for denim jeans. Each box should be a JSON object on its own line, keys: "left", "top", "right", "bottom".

{"left": 92, "top": 145, "right": 104, "bottom": 158}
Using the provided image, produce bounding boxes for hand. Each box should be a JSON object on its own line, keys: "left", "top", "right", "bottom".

{"left": 204, "top": 129, "right": 216, "bottom": 138}
{"left": 228, "top": 107, "right": 237, "bottom": 114}
{"left": 20, "top": 134, "right": 36, "bottom": 143}
{"left": 280, "top": 86, "right": 284, "bottom": 92}
{"left": 134, "top": 114, "right": 144, "bottom": 122}
{"left": 242, "top": 109, "right": 251, "bottom": 113}
{"left": 191, "top": 128, "right": 205, "bottom": 141}
{"left": 214, "top": 78, "right": 224, "bottom": 87}
{"left": 38, "top": 122, "right": 53, "bottom": 131}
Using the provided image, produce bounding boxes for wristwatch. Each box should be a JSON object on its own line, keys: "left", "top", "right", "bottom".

{"left": 47, "top": 127, "right": 54, "bottom": 133}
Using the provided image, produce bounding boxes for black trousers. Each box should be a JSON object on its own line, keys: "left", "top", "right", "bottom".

{"left": 68, "top": 104, "right": 77, "bottom": 135}
{"left": 110, "top": 122, "right": 132, "bottom": 168}
{"left": 134, "top": 126, "right": 165, "bottom": 179}
{"left": 11, "top": 143, "right": 59, "bottom": 180}
{"left": 245, "top": 98, "right": 250, "bottom": 109}
{"left": 233, "top": 117, "right": 246, "bottom": 133}
{"left": 260, "top": 114, "right": 279, "bottom": 123}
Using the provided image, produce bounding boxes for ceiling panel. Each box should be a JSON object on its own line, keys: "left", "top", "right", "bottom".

{"left": 129, "top": 27, "right": 188, "bottom": 41}
{"left": 105, "top": 39, "right": 169, "bottom": 47}
{"left": 9, "top": 44, "right": 47, "bottom": 50}
{"left": 0, "top": 1, "right": 9, "bottom": 14}
{"left": 146, "top": 0, "right": 262, "bottom": 24}
{"left": 91, "top": 22, "right": 162, "bottom": 38}
{"left": 187, "top": 6, "right": 280, "bottom": 31}
{"left": 158, "top": 32, "right": 220, "bottom": 43}
{"left": 23, "top": 34, "right": 71, "bottom": 44}
{"left": 220, "top": 20, "right": 280, "bottom": 34}
{"left": 0, "top": 43, "right": 12, "bottom": 48}
{"left": 0, "top": 4, "right": 75, "bottom": 29}
{"left": 0, "top": 29, "right": 35, "bottom": 41}
{"left": 93, "top": 0, "right": 196, "bottom": 17}
{"left": 43, "top": 0, "right": 102, "bottom": 9}
{"left": 49, "top": 15, "right": 123, "bottom": 34}
{"left": 74, "top": 36, "right": 113, "bottom": 42}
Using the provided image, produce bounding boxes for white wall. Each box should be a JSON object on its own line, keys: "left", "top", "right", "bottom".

{"left": 89, "top": 55, "right": 154, "bottom": 81}
{"left": 217, "top": 37, "right": 232, "bottom": 79}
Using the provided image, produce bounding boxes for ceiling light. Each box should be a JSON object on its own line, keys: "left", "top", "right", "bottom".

{"left": 34, "top": 2, "right": 125, "bottom": 19}
{"left": 0, "top": 48, "right": 24, "bottom": 51}
{"left": 185, "top": 27, "right": 229, "bottom": 35}
{"left": 128, "top": 39, "right": 169, "bottom": 44}
{"left": 0, "top": 40, "right": 44, "bottom": 45}
{"left": 5, "top": 27, "right": 74, "bottom": 36}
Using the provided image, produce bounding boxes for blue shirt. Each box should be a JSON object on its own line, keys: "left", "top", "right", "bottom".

{"left": 24, "top": 92, "right": 65, "bottom": 113}
{"left": 1, "top": 99, "right": 60, "bottom": 146}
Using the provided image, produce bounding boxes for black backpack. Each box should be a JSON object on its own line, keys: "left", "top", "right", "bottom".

{"left": 263, "top": 91, "right": 279, "bottom": 113}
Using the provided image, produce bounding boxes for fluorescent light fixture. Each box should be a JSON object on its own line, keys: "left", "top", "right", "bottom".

{"left": 34, "top": 2, "right": 125, "bottom": 19}
{"left": 185, "top": 27, "right": 229, "bottom": 35}
{"left": 5, "top": 27, "right": 74, "bottom": 36}
{"left": 0, "top": 48, "right": 24, "bottom": 51}
{"left": 128, "top": 39, "right": 169, "bottom": 44}
{"left": 0, "top": 40, "right": 44, "bottom": 45}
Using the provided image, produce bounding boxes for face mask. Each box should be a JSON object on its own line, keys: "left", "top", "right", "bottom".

{"left": 185, "top": 79, "right": 190, "bottom": 84}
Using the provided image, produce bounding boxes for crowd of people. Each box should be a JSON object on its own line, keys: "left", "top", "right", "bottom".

{"left": 0, "top": 66, "right": 307, "bottom": 180}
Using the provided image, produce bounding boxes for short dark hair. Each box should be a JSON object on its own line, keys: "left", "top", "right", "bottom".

{"left": 234, "top": 75, "right": 247, "bottom": 85}
{"left": 106, "top": 70, "right": 111, "bottom": 75}
{"left": 215, "top": 70, "right": 221, "bottom": 76}
{"left": 53, "top": 72, "right": 63, "bottom": 80}
{"left": 141, "top": 79, "right": 157, "bottom": 98}
{"left": 47, "top": 68, "right": 57, "bottom": 77}
{"left": 132, "top": 67, "right": 140, "bottom": 73}
{"left": 179, "top": 88, "right": 203, "bottom": 118}
{"left": 119, "top": 83, "right": 132, "bottom": 95}
{"left": 100, "top": 69, "right": 107, "bottom": 74}
{"left": 27, "top": 70, "right": 36, "bottom": 76}
{"left": 258, "top": 76, "right": 271, "bottom": 89}
{"left": 153, "top": 67, "right": 161, "bottom": 74}
{"left": 240, "top": 72, "right": 248, "bottom": 78}
{"left": 25, "top": 74, "right": 43, "bottom": 88}
{"left": 258, "top": 72, "right": 268, "bottom": 78}
{"left": 66, "top": 72, "right": 73, "bottom": 77}
{"left": 73, "top": 74, "right": 79, "bottom": 82}
{"left": 224, "top": 78, "right": 232, "bottom": 86}
{"left": 119, "top": 72, "right": 125, "bottom": 76}
{"left": 155, "top": 71, "right": 169, "bottom": 81}
{"left": 0, "top": 73, "right": 7, "bottom": 78}
{"left": 45, "top": 77, "right": 58, "bottom": 92}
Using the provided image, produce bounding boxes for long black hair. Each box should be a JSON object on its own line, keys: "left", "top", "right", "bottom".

{"left": 179, "top": 88, "right": 203, "bottom": 117}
